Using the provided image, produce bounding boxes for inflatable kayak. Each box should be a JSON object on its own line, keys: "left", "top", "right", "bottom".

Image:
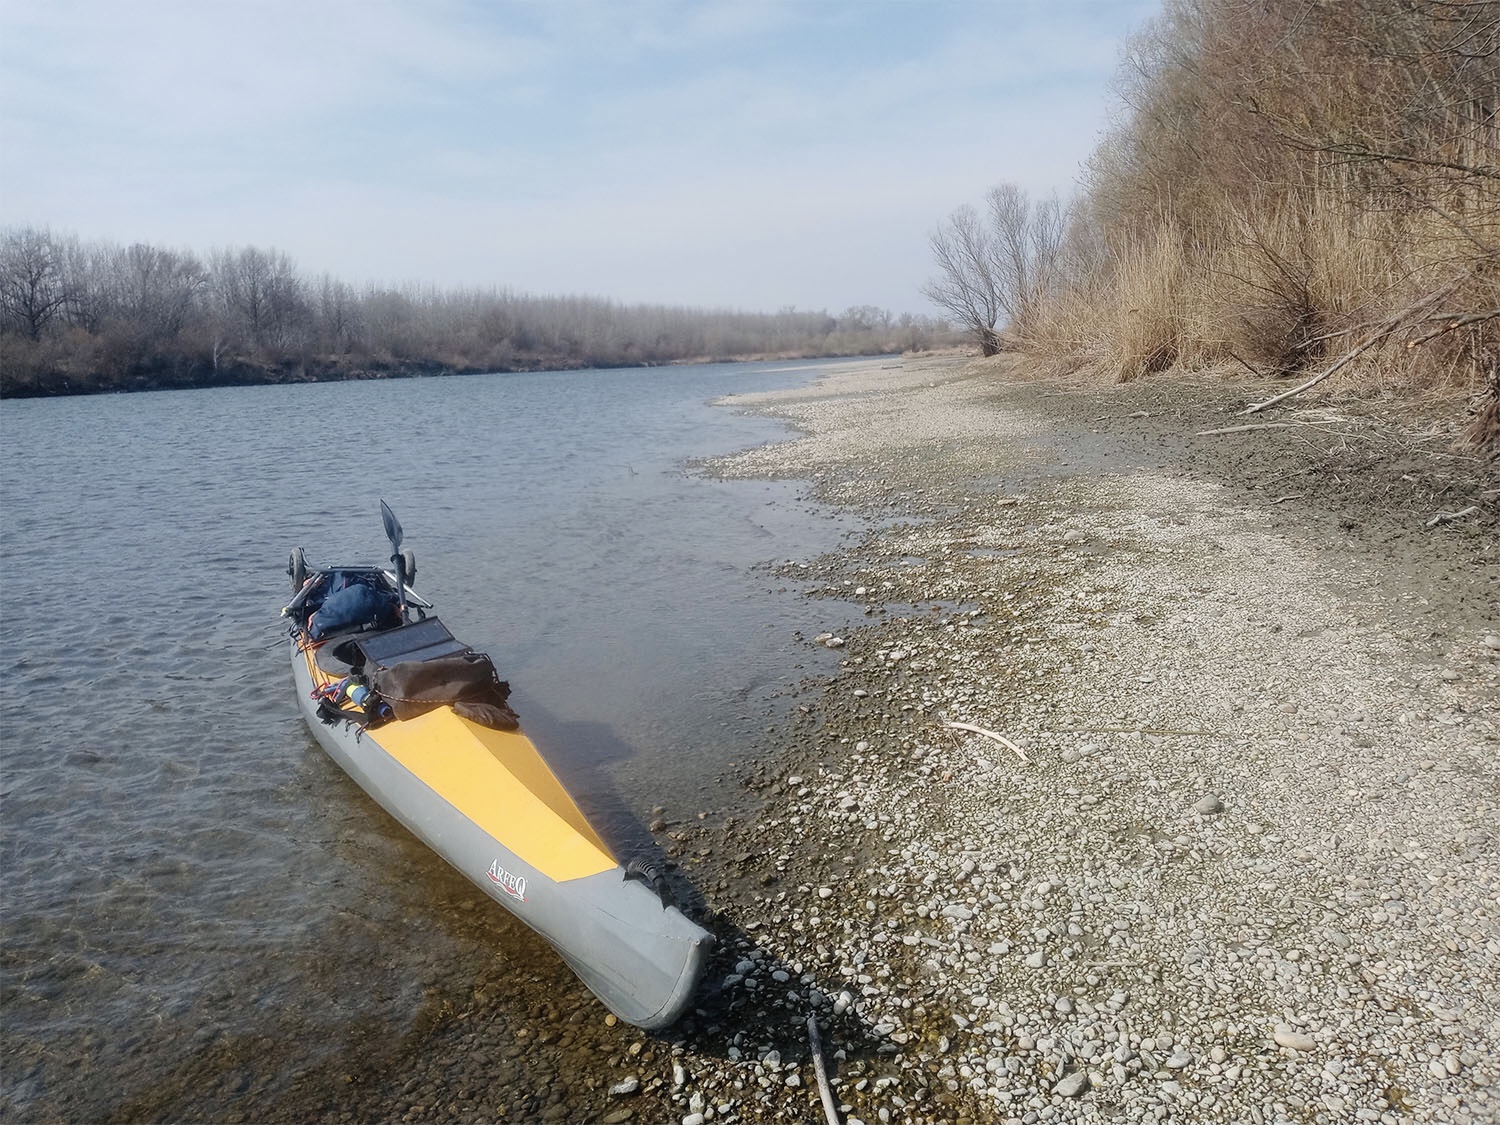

{"left": 282, "top": 503, "right": 712, "bottom": 1029}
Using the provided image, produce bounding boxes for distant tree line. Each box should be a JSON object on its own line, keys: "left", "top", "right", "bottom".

{"left": 927, "top": 0, "right": 1498, "bottom": 443}
{"left": 0, "top": 227, "right": 956, "bottom": 397}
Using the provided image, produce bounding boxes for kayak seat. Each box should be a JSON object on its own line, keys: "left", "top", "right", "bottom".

{"left": 313, "top": 635, "right": 367, "bottom": 676}
{"left": 354, "top": 616, "right": 471, "bottom": 669}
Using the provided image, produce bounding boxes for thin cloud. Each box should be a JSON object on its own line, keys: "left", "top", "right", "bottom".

{"left": 0, "top": 0, "right": 1159, "bottom": 313}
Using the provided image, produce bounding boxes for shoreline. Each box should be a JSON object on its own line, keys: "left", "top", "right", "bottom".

{"left": 96, "top": 354, "right": 1493, "bottom": 1124}
{"left": 0, "top": 349, "right": 916, "bottom": 399}
{"left": 653, "top": 355, "right": 1498, "bottom": 1125}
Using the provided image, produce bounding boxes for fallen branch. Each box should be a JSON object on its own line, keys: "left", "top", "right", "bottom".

{"left": 1271, "top": 494, "right": 1305, "bottom": 504}
{"left": 1196, "top": 422, "right": 1299, "bottom": 436}
{"left": 1242, "top": 332, "right": 1389, "bottom": 415}
{"left": 1243, "top": 281, "right": 1462, "bottom": 416}
{"left": 1425, "top": 505, "right": 1480, "bottom": 528}
{"left": 943, "top": 721, "right": 1030, "bottom": 763}
{"left": 806, "top": 1015, "right": 842, "bottom": 1125}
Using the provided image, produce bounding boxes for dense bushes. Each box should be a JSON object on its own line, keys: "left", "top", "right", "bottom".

{"left": 0, "top": 232, "right": 954, "bottom": 396}
{"left": 1040, "top": 0, "right": 1498, "bottom": 421}
{"left": 929, "top": 0, "right": 1498, "bottom": 442}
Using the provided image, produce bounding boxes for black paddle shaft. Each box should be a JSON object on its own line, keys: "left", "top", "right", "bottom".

{"left": 379, "top": 500, "right": 409, "bottom": 619}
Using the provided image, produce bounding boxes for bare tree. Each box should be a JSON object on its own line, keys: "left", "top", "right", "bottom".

{"left": 923, "top": 204, "right": 1004, "bottom": 354}
{"left": 924, "top": 186, "right": 1070, "bottom": 354}
{"left": 0, "top": 227, "right": 70, "bottom": 340}
{"left": 986, "top": 185, "right": 1068, "bottom": 336}
{"left": 211, "top": 246, "right": 307, "bottom": 354}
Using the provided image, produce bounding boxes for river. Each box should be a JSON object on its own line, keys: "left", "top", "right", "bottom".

{"left": 0, "top": 359, "right": 864, "bottom": 1122}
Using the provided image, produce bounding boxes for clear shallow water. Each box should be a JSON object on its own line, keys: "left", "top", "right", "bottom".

{"left": 0, "top": 361, "right": 861, "bottom": 1121}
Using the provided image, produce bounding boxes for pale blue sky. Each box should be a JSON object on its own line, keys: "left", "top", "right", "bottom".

{"left": 0, "top": 0, "right": 1156, "bottom": 314}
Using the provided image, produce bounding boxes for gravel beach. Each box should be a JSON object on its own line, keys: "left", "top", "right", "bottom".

{"left": 199, "top": 354, "right": 1495, "bottom": 1125}
{"left": 642, "top": 354, "right": 1498, "bottom": 1125}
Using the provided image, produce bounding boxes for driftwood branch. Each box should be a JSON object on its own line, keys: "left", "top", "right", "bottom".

{"left": 1243, "top": 280, "right": 1466, "bottom": 416}
{"left": 1425, "top": 505, "right": 1480, "bottom": 528}
{"left": 806, "top": 1015, "right": 842, "bottom": 1125}
{"left": 1242, "top": 332, "right": 1390, "bottom": 415}
{"left": 943, "top": 721, "right": 1030, "bottom": 763}
{"left": 1196, "top": 422, "right": 1299, "bottom": 436}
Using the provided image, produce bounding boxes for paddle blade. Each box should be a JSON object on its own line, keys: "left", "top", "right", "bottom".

{"left": 380, "top": 499, "right": 404, "bottom": 551}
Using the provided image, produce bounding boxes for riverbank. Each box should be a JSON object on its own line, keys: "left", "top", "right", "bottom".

{"left": 0, "top": 348, "right": 914, "bottom": 398}
{"left": 157, "top": 353, "right": 1494, "bottom": 1125}
{"left": 647, "top": 354, "right": 1497, "bottom": 1125}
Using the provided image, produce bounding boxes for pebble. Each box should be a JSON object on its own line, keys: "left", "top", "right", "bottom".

{"left": 609, "top": 1077, "right": 640, "bottom": 1097}
{"left": 1483, "top": 634, "right": 1500, "bottom": 650}
{"left": 1194, "top": 795, "right": 1225, "bottom": 815}
{"left": 1054, "top": 1071, "right": 1090, "bottom": 1097}
{"left": 1025, "top": 949, "right": 1046, "bottom": 968}
{"left": 1273, "top": 1026, "right": 1317, "bottom": 1051}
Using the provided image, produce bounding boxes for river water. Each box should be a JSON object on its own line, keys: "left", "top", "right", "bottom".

{"left": 0, "top": 360, "right": 863, "bottom": 1121}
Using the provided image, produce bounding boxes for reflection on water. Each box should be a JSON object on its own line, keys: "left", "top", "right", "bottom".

{"left": 0, "top": 360, "right": 862, "bottom": 1121}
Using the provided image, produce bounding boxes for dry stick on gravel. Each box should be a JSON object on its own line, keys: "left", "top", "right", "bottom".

{"left": 1425, "top": 504, "right": 1481, "bottom": 528}
{"left": 1196, "top": 422, "right": 1302, "bottom": 436}
{"left": 1242, "top": 331, "right": 1394, "bottom": 415}
{"left": 943, "top": 721, "right": 1030, "bottom": 762}
{"left": 805, "top": 1015, "right": 842, "bottom": 1125}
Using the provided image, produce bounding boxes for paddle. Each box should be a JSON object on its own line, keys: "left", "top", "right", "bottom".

{"left": 380, "top": 499, "right": 408, "bottom": 621}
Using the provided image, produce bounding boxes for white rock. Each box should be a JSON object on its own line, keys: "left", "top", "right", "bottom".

{"left": 610, "top": 1077, "right": 640, "bottom": 1097}
{"left": 1053, "top": 1071, "right": 1089, "bottom": 1097}
{"left": 1273, "top": 1025, "right": 1317, "bottom": 1051}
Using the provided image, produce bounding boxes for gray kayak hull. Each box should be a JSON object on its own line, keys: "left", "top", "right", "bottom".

{"left": 291, "top": 642, "right": 712, "bottom": 1029}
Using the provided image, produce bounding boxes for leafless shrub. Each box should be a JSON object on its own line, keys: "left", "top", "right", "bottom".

{"left": 1016, "top": 0, "right": 1499, "bottom": 444}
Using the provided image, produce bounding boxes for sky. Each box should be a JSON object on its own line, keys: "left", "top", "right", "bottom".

{"left": 0, "top": 0, "right": 1157, "bottom": 316}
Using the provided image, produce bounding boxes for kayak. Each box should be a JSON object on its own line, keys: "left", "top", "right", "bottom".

{"left": 281, "top": 503, "right": 713, "bottom": 1029}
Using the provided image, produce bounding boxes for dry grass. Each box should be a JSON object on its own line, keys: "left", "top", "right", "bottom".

{"left": 1026, "top": 199, "right": 1497, "bottom": 420}
{"left": 1013, "top": 0, "right": 1500, "bottom": 448}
